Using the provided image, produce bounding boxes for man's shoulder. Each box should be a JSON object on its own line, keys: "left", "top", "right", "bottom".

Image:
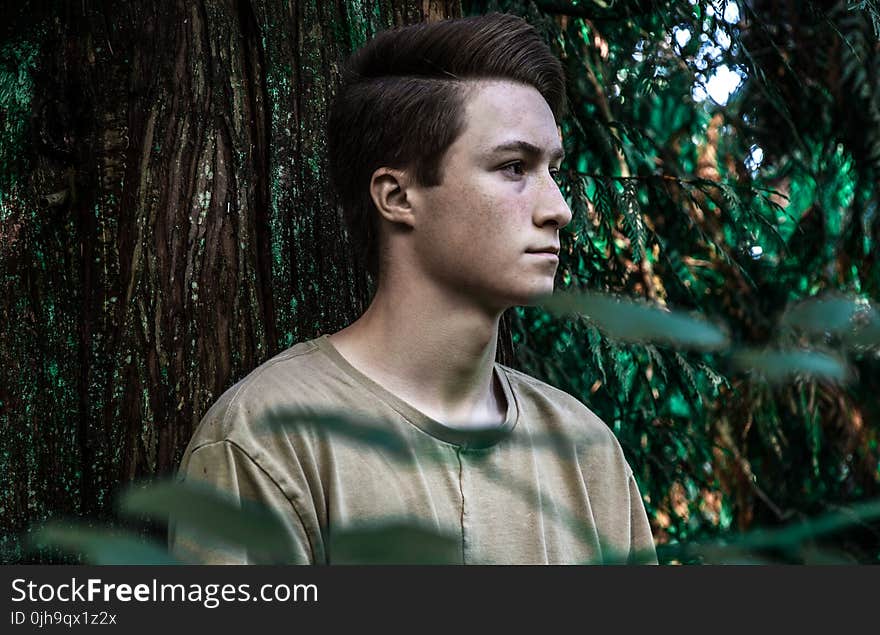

{"left": 498, "top": 363, "right": 628, "bottom": 467}
{"left": 499, "top": 364, "right": 611, "bottom": 433}
{"left": 185, "top": 337, "right": 339, "bottom": 451}
{"left": 499, "top": 363, "right": 580, "bottom": 404}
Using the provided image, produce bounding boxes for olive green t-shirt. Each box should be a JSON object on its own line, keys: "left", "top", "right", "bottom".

{"left": 168, "top": 334, "right": 657, "bottom": 564}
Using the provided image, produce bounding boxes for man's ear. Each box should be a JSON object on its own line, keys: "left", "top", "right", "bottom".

{"left": 369, "top": 167, "right": 417, "bottom": 228}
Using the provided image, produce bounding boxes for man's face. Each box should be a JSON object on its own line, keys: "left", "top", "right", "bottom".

{"left": 406, "top": 79, "right": 572, "bottom": 314}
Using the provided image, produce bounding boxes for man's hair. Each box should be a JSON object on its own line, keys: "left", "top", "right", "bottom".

{"left": 326, "top": 12, "right": 568, "bottom": 280}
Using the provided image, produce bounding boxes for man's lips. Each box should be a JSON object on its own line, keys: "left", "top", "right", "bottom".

{"left": 526, "top": 250, "right": 559, "bottom": 259}
{"left": 526, "top": 245, "right": 560, "bottom": 255}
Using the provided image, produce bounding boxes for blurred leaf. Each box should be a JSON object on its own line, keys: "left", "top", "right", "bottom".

{"left": 780, "top": 295, "right": 876, "bottom": 336}
{"left": 260, "top": 408, "right": 413, "bottom": 459}
{"left": 118, "top": 479, "right": 292, "bottom": 560}
{"left": 261, "top": 406, "right": 618, "bottom": 552}
{"left": 584, "top": 544, "right": 658, "bottom": 565}
{"left": 535, "top": 290, "right": 729, "bottom": 350}
{"left": 656, "top": 542, "right": 782, "bottom": 564}
{"left": 728, "top": 347, "right": 852, "bottom": 383}
{"left": 660, "top": 496, "right": 880, "bottom": 562}
{"left": 798, "top": 545, "right": 858, "bottom": 564}
{"left": 840, "top": 309, "right": 880, "bottom": 348}
{"left": 731, "top": 497, "right": 880, "bottom": 550}
{"left": 329, "top": 519, "right": 460, "bottom": 564}
{"left": 30, "top": 521, "right": 178, "bottom": 565}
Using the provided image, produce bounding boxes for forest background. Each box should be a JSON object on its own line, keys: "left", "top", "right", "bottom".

{"left": 1, "top": 0, "right": 879, "bottom": 564}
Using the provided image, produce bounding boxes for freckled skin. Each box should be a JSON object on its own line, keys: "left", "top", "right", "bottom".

{"left": 395, "top": 79, "right": 573, "bottom": 315}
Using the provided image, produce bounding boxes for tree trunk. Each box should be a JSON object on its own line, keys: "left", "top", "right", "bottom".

{"left": 0, "top": 0, "right": 519, "bottom": 564}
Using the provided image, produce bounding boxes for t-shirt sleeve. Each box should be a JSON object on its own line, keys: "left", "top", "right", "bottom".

{"left": 627, "top": 472, "right": 658, "bottom": 564}
{"left": 167, "top": 439, "right": 315, "bottom": 565}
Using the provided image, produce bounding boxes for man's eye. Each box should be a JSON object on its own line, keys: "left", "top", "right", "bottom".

{"left": 501, "top": 161, "right": 526, "bottom": 177}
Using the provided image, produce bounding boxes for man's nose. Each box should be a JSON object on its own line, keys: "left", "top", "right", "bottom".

{"left": 534, "top": 171, "right": 573, "bottom": 229}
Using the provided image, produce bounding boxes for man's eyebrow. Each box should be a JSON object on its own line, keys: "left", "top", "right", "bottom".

{"left": 487, "top": 140, "right": 566, "bottom": 162}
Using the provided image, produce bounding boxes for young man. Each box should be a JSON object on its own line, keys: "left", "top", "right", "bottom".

{"left": 169, "top": 12, "right": 657, "bottom": 564}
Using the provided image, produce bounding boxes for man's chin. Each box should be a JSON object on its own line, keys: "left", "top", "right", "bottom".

{"left": 511, "top": 286, "right": 556, "bottom": 309}
{"left": 470, "top": 282, "right": 556, "bottom": 314}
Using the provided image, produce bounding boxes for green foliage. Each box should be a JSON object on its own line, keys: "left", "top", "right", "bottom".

{"left": 27, "top": 286, "right": 880, "bottom": 564}
{"left": 536, "top": 289, "right": 730, "bottom": 349}
{"left": 728, "top": 347, "right": 852, "bottom": 383}
{"left": 119, "top": 479, "right": 294, "bottom": 563}
{"left": 4, "top": 0, "right": 880, "bottom": 564}
{"left": 28, "top": 418, "right": 880, "bottom": 564}
{"left": 469, "top": 0, "right": 880, "bottom": 562}
{"left": 328, "top": 520, "right": 461, "bottom": 564}
{"left": 29, "top": 521, "right": 178, "bottom": 565}
{"left": 659, "top": 495, "right": 880, "bottom": 563}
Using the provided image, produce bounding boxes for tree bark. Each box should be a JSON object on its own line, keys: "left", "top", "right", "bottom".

{"left": 0, "top": 0, "right": 518, "bottom": 563}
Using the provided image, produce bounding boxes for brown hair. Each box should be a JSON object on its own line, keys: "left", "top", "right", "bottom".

{"left": 326, "top": 12, "right": 567, "bottom": 280}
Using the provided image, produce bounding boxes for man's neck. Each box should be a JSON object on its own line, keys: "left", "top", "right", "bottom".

{"left": 326, "top": 273, "right": 507, "bottom": 428}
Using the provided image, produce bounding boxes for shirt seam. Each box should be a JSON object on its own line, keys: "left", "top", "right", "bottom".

{"left": 187, "top": 438, "right": 319, "bottom": 564}
{"left": 499, "top": 365, "right": 635, "bottom": 478}
{"left": 456, "top": 446, "right": 466, "bottom": 565}
{"left": 218, "top": 343, "right": 325, "bottom": 428}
